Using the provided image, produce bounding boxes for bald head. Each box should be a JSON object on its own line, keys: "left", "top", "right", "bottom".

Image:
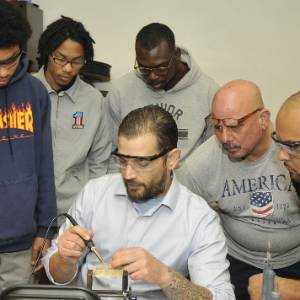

{"left": 212, "top": 80, "right": 264, "bottom": 119}
{"left": 276, "top": 91, "right": 300, "bottom": 140}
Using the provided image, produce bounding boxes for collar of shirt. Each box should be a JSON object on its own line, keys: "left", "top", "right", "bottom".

{"left": 114, "top": 174, "right": 181, "bottom": 216}
{"left": 36, "top": 68, "right": 80, "bottom": 103}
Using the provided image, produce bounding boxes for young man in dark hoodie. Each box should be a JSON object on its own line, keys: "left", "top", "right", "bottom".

{"left": 0, "top": 0, "right": 56, "bottom": 290}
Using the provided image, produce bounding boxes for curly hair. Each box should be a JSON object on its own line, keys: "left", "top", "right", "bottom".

{"left": 0, "top": 0, "right": 32, "bottom": 49}
{"left": 135, "top": 23, "right": 175, "bottom": 51}
{"left": 37, "top": 16, "right": 95, "bottom": 68}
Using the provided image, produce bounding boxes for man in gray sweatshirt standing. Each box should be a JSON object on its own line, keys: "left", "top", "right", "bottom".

{"left": 106, "top": 23, "right": 218, "bottom": 169}
{"left": 176, "top": 80, "right": 300, "bottom": 300}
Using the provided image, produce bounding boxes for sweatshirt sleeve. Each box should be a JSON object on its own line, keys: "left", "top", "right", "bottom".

{"left": 35, "top": 86, "right": 57, "bottom": 238}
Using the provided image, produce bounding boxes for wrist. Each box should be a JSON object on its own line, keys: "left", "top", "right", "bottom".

{"left": 159, "top": 266, "right": 173, "bottom": 288}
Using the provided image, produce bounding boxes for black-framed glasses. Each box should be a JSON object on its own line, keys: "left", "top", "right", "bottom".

{"left": 134, "top": 53, "right": 175, "bottom": 76}
{"left": 211, "top": 108, "right": 264, "bottom": 131}
{"left": 51, "top": 55, "right": 85, "bottom": 69}
{"left": 111, "top": 147, "right": 174, "bottom": 172}
{"left": 272, "top": 131, "right": 300, "bottom": 157}
{"left": 0, "top": 51, "right": 22, "bottom": 69}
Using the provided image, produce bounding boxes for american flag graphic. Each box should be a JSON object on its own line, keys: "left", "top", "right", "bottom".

{"left": 72, "top": 112, "right": 84, "bottom": 129}
{"left": 250, "top": 191, "right": 273, "bottom": 217}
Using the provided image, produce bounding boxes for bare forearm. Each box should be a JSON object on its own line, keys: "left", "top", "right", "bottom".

{"left": 278, "top": 277, "right": 300, "bottom": 300}
{"left": 49, "top": 252, "right": 77, "bottom": 284}
{"left": 162, "top": 268, "right": 213, "bottom": 300}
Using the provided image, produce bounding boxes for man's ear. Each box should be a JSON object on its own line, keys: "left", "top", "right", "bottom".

{"left": 166, "top": 148, "right": 181, "bottom": 170}
{"left": 259, "top": 109, "right": 271, "bottom": 130}
{"left": 175, "top": 47, "right": 181, "bottom": 60}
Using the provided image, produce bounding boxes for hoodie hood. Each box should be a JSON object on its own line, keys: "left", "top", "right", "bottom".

{"left": 7, "top": 53, "right": 29, "bottom": 85}
{"left": 167, "top": 47, "right": 202, "bottom": 93}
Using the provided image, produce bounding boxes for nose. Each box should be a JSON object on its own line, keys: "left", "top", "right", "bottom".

{"left": 0, "top": 67, "right": 10, "bottom": 78}
{"left": 278, "top": 148, "right": 290, "bottom": 162}
{"left": 218, "top": 127, "right": 233, "bottom": 144}
{"left": 147, "top": 71, "right": 159, "bottom": 81}
{"left": 122, "top": 163, "right": 137, "bottom": 180}
{"left": 62, "top": 62, "right": 73, "bottom": 72}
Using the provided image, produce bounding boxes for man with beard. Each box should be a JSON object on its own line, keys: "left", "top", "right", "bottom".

{"left": 106, "top": 23, "right": 218, "bottom": 171}
{"left": 42, "top": 105, "right": 235, "bottom": 299}
{"left": 176, "top": 80, "right": 300, "bottom": 300}
{"left": 248, "top": 92, "right": 300, "bottom": 300}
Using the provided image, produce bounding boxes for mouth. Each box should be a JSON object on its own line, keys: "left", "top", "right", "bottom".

{"left": 58, "top": 75, "right": 72, "bottom": 83}
{"left": 125, "top": 180, "right": 144, "bottom": 191}
{"left": 222, "top": 144, "right": 241, "bottom": 153}
{"left": 147, "top": 81, "right": 165, "bottom": 89}
{"left": 0, "top": 78, "right": 9, "bottom": 85}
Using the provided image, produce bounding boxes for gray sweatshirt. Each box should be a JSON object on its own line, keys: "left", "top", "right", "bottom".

{"left": 106, "top": 47, "right": 219, "bottom": 165}
{"left": 35, "top": 70, "right": 112, "bottom": 216}
{"left": 176, "top": 136, "right": 300, "bottom": 269}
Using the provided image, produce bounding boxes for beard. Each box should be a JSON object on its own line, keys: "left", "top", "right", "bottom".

{"left": 124, "top": 168, "right": 168, "bottom": 203}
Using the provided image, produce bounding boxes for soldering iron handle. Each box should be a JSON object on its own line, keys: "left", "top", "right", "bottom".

{"left": 63, "top": 213, "right": 96, "bottom": 248}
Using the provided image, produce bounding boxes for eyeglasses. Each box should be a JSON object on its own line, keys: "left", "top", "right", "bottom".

{"left": 51, "top": 55, "right": 85, "bottom": 69}
{"left": 111, "top": 147, "right": 173, "bottom": 172}
{"left": 272, "top": 131, "right": 300, "bottom": 158}
{"left": 134, "top": 53, "right": 175, "bottom": 76}
{"left": 0, "top": 51, "right": 22, "bottom": 70}
{"left": 211, "top": 108, "right": 263, "bottom": 132}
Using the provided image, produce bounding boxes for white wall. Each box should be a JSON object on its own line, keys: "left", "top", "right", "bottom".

{"left": 34, "top": 0, "right": 300, "bottom": 119}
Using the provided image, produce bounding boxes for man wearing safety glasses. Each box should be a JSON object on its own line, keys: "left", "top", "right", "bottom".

{"left": 0, "top": 0, "right": 56, "bottom": 290}
{"left": 248, "top": 92, "right": 300, "bottom": 300}
{"left": 35, "top": 16, "right": 111, "bottom": 220}
{"left": 43, "top": 105, "right": 235, "bottom": 299}
{"left": 177, "top": 80, "right": 300, "bottom": 300}
{"left": 106, "top": 23, "right": 219, "bottom": 171}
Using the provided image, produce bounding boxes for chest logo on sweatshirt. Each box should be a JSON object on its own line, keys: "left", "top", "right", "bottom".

{"left": 72, "top": 111, "right": 84, "bottom": 129}
{"left": 0, "top": 103, "right": 34, "bottom": 140}
{"left": 250, "top": 191, "right": 274, "bottom": 217}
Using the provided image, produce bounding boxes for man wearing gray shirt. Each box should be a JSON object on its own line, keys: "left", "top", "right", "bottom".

{"left": 106, "top": 23, "right": 218, "bottom": 170}
{"left": 43, "top": 105, "right": 234, "bottom": 300}
{"left": 176, "top": 80, "right": 300, "bottom": 300}
{"left": 35, "top": 16, "right": 111, "bottom": 217}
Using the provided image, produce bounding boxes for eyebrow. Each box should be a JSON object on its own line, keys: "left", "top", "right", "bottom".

{"left": 0, "top": 51, "right": 21, "bottom": 64}
{"left": 55, "top": 51, "right": 83, "bottom": 60}
{"left": 137, "top": 59, "right": 170, "bottom": 68}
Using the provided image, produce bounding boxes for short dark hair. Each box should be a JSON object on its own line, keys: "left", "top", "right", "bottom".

{"left": 135, "top": 23, "right": 175, "bottom": 51}
{"left": 119, "top": 105, "right": 178, "bottom": 151}
{"left": 37, "top": 16, "right": 95, "bottom": 68}
{"left": 0, "top": 0, "right": 31, "bottom": 50}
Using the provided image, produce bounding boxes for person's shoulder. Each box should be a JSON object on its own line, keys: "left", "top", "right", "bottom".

{"left": 75, "top": 77, "right": 103, "bottom": 102}
{"left": 24, "top": 72, "right": 47, "bottom": 90}
{"left": 178, "top": 180, "right": 217, "bottom": 216}
{"left": 188, "top": 136, "right": 221, "bottom": 163}
{"left": 109, "top": 71, "right": 144, "bottom": 92}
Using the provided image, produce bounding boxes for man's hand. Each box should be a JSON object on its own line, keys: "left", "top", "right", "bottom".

{"left": 57, "top": 225, "right": 93, "bottom": 264}
{"left": 49, "top": 225, "right": 93, "bottom": 284}
{"left": 111, "top": 247, "right": 171, "bottom": 287}
{"left": 31, "top": 237, "right": 50, "bottom": 272}
{"left": 248, "top": 273, "right": 264, "bottom": 300}
{"left": 249, "top": 273, "right": 300, "bottom": 300}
